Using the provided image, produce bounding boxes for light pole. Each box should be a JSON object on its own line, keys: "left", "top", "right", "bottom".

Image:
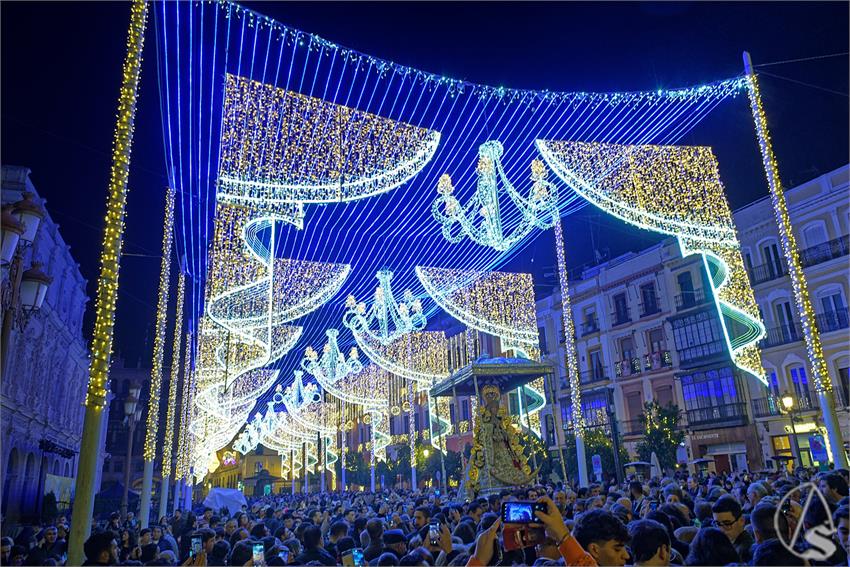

{"left": 1, "top": 193, "right": 51, "bottom": 372}
{"left": 781, "top": 391, "right": 802, "bottom": 469}
{"left": 605, "top": 386, "right": 623, "bottom": 486}
{"left": 121, "top": 383, "right": 142, "bottom": 518}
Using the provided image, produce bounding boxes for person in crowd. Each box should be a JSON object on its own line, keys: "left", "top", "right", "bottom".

{"left": 820, "top": 472, "right": 850, "bottom": 507}
{"left": 751, "top": 538, "right": 805, "bottom": 566}
{"left": 294, "top": 525, "right": 336, "bottom": 566}
{"left": 571, "top": 509, "right": 630, "bottom": 567}
{"left": 363, "top": 518, "right": 385, "bottom": 562}
{"left": 628, "top": 519, "right": 671, "bottom": 567}
{"left": 711, "top": 494, "right": 753, "bottom": 562}
{"left": 684, "top": 527, "right": 740, "bottom": 566}
{"left": 82, "top": 532, "right": 119, "bottom": 566}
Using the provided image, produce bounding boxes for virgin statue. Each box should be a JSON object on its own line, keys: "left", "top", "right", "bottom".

{"left": 467, "top": 383, "right": 536, "bottom": 496}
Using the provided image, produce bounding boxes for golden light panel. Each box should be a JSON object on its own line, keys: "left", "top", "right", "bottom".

{"left": 536, "top": 140, "right": 766, "bottom": 383}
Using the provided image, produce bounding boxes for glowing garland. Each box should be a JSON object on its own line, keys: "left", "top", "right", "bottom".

{"left": 433, "top": 140, "right": 558, "bottom": 251}
{"left": 176, "top": 331, "right": 194, "bottom": 482}
{"left": 143, "top": 189, "right": 175, "bottom": 459}
{"left": 416, "top": 266, "right": 538, "bottom": 348}
{"left": 537, "top": 140, "right": 766, "bottom": 382}
{"left": 218, "top": 73, "right": 440, "bottom": 208}
{"left": 161, "top": 271, "right": 186, "bottom": 478}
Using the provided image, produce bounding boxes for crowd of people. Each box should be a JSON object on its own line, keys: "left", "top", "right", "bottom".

{"left": 1, "top": 466, "right": 848, "bottom": 566}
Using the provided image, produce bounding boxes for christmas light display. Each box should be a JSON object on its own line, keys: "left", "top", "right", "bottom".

{"left": 302, "top": 329, "right": 362, "bottom": 387}
{"left": 537, "top": 140, "right": 766, "bottom": 382}
{"left": 219, "top": 74, "right": 440, "bottom": 208}
{"left": 143, "top": 189, "right": 175, "bottom": 459}
{"left": 416, "top": 267, "right": 538, "bottom": 350}
{"left": 161, "top": 271, "right": 186, "bottom": 479}
{"left": 343, "top": 270, "right": 426, "bottom": 345}
{"left": 176, "top": 331, "right": 194, "bottom": 482}
{"left": 433, "top": 140, "right": 559, "bottom": 251}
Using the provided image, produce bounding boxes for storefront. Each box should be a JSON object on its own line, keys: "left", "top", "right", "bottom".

{"left": 688, "top": 424, "right": 763, "bottom": 473}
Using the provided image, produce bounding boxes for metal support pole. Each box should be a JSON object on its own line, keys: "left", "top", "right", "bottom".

{"left": 743, "top": 51, "right": 848, "bottom": 469}
{"left": 121, "top": 418, "right": 136, "bottom": 518}
{"left": 291, "top": 449, "right": 295, "bottom": 496}
{"left": 606, "top": 388, "right": 623, "bottom": 485}
{"left": 408, "top": 381, "right": 417, "bottom": 491}
{"left": 158, "top": 476, "right": 170, "bottom": 522}
{"left": 302, "top": 442, "right": 308, "bottom": 494}
{"left": 67, "top": 5, "right": 148, "bottom": 562}
{"left": 370, "top": 415, "right": 376, "bottom": 492}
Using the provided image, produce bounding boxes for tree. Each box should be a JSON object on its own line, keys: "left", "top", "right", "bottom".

{"left": 635, "top": 401, "right": 685, "bottom": 473}
{"left": 563, "top": 428, "right": 629, "bottom": 485}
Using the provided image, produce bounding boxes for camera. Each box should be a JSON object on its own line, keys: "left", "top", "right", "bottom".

{"left": 501, "top": 501, "right": 547, "bottom": 524}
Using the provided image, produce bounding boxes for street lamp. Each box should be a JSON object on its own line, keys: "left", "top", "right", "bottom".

{"left": 121, "top": 383, "right": 142, "bottom": 518}
{"left": 781, "top": 391, "right": 802, "bottom": 469}
{"left": 1, "top": 193, "right": 50, "bottom": 367}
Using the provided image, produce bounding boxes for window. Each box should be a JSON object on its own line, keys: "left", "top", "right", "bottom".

{"left": 414, "top": 413, "right": 420, "bottom": 431}
{"left": 656, "top": 385, "right": 674, "bottom": 408}
{"left": 789, "top": 366, "right": 813, "bottom": 408}
{"left": 562, "top": 392, "right": 609, "bottom": 428}
{"left": 588, "top": 349, "right": 604, "bottom": 379}
{"left": 680, "top": 367, "right": 739, "bottom": 410}
{"left": 461, "top": 399, "right": 470, "bottom": 421}
{"left": 677, "top": 271, "right": 694, "bottom": 295}
{"left": 803, "top": 224, "right": 828, "bottom": 248}
{"left": 768, "top": 371, "right": 781, "bottom": 398}
{"left": 450, "top": 403, "right": 456, "bottom": 424}
{"left": 648, "top": 328, "right": 665, "bottom": 353}
{"left": 640, "top": 283, "right": 659, "bottom": 315}
{"left": 509, "top": 393, "right": 519, "bottom": 415}
{"left": 619, "top": 336, "right": 635, "bottom": 361}
{"left": 821, "top": 291, "right": 846, "bottom": 315}
{"left": 837, "top": 367, "right": 850, "bottom": 407}
{"left": 545, "top": 415, "right": 556, "bottom": 446}
{"left": 626, "top": 391, "right": 644, "bottom": 421}
{"left": 743, "top": 251, "right": 754, "bottom": 272}
{"left": 671, "top": 311, "right": 725, "bottom": 363}
{"left": 403, "top": 418, "right": 410, "bottom": 434}
{"left": 612, "top": 293, "right": 629, "bottom": 324}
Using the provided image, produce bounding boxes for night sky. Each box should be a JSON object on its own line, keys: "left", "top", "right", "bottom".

{"left": 2, "top": 2, "right": 847, "bottom": 367}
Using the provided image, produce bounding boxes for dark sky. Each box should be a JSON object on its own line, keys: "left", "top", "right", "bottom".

{"left": 2, "top": 2, "right": 847, "bottom": 366}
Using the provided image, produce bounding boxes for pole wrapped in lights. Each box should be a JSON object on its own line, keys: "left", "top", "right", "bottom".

{"left": 537, "top": 140, "right": 767, "bottom": 383}
{"left": 176, "top": 331, "right": 194, "bottom": 483}
{"left": 69, "top": 1, "right": 148, "bottom": 563}
{"left": 432, "top": 140, "right": 559, "bottom": 251}
{"left": 144, "top": 189, "right": 176, "bottom": 458}
{"left": 161, "top": 270, "right": 186, "bottom": 479}
{"left": 742, "top": 52, "right": 847, "bottom": 467}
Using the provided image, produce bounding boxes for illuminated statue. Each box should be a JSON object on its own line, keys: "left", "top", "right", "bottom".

{"left": 467, "top": 384, "right": 536, "bottom": 496}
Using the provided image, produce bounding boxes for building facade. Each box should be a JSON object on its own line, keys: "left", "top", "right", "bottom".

{"left": 1, "top": 166, "right": 94, "bottom": 522}
{"left": 734, "top": 164, "right": 849, "bottom": 468}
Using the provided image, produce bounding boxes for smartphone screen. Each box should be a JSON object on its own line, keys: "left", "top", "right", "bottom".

{"left": 501, "top": 501, "right": 546, "bottom": 524}
{"left": 341, "top": 551, "right": 355, "bottom": 567}
{"left": 252, "top": 542, "right": 265, "bottom": 566}
{"left": 278, "top": 548, "right": 289, "bottom": 563}
{"left": 649, "top": 500, "right": 659, "bottom": 512}
{"left": 352, "top": 547, "right": 364, "bottom": 566}
{"left": 429, "top": 521, "right": 441, "bottom": 546}
{"left": 190, "top": 536, "right": 202, "bottom": 557}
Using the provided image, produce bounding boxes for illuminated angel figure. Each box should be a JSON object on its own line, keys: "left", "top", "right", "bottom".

{"left": 343, "top": 269, "right": 426, "bottom": 345}
{"left": 302, "top": 329, "right": 363, "bottom": 385}
{"left": 432, "top": 140, "right": 559, "bottom": 251}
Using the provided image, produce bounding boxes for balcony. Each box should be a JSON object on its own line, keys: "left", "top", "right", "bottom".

{"left": 620, "top": 419, "right": 646, "bottom": 437}
{"left": 760, "top": 324, "right": 801, "bottom": 348}
{"left": 751, "top": 397, "right": 782, "bottom": 418}
{"left": 816, "top": 308, "right": 849, "bottom": 333}
{"left": 686, "top": 402, "right": 748, "bottom": 428}
{"left": 794, "top": 394, "right": 818, "bottom": 411}
{"left": 800, "top": 235, "right": 849, "bottom": 268}
{"left": 643, "top": 350, "right": 673, "bottom": 371}
{"left": 677, "top": 340, "right": 725, "bottom": 365}
{"left": 615, "top": 357, "right": 642, "bottom": 377}
{"left": 611, "top": 307, "right": 631, "bottom": 326}
{"left": 581, "top": 318, "right": 600, "bottom": 336}
{"left": 748, "top": 260, "right": 788, "bottom": 285}
{"left": 639, "top": 298, "right": 661, "bottom": 318}
{"left": 579, "top": 368, "right": 609, "bottom": 385}
{"left": 675, "top": 288, "right": 709, "bottom": 311}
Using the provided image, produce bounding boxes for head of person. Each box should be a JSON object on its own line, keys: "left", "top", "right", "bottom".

{"left": 820, "top": 472, "right": 850, "bottom": 504}
{"left": 210, "top": 539, "right": 230, "bottom": 563}
{"left": 413, "top": 506, "right": 430, "bottom": 529}
{"left": 302, "top": 525, "right": 323, "bottom": 551}
{"left": 628, "top": 519, "right": 670, "bottom": 566}
{"left": 151, "top": 525, "right": 163, "bottom": 541}
{"left": 224, "top": 518, "right": 237, "bottom": 535}
{"left": 684, "top": 527, "right": 740, "bottom": 566}
{"left": 43, "top": 526, "right": 57, "bottom": 545}
{"left": 229, "top": 540, "right": 254, "bottom": 566}
{"left": 467, "top": 502, "right": 483, "bottom": 524}
{"left": 377, "top": 551, "right": 400, "bottom": 566}
{"left": 83, "top": 531, "right": 118, "bottom": 565}
{"left": 629, "top": 480, "right": 644, "bottom": 499}
{"left": 750, "top": 502, "right": 785, "bottom": 544}
{"left": 751, "top": 537, "right": 805, "bottom": 566}
{"left": 572, "top": 509, "right": 630, "bottom": 567}
{"left": 196, "top": 528, "right": 216, "bottom": 554}
{"left": 661, "top": 484, "right": 682, "bottom": 504}
{"left": 487, "top": 494, "right": 501, "bottom": 513}
{"left": 250, "top": 523, "right": 269, "bottom": 539}
{"left": 711, "top": 495, "right": 744, "bottom": 542}
{"left": 383, "top": 529, "right": 407, "bottom": 556}
{"left": 366, "top": 518, "right": 384, "bottom": 544}
{"left": 328, "top": 520, "right": 348, "bottom": 543}
{"left": 747, "top": 481, "right": 768, "bottom": 507}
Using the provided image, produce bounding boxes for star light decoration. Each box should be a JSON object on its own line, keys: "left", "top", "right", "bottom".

{"left": 536, "top": 140, "right": 766, "bottom": 383}
{"left": 432, "top": 140, "right": 559, "bottom": 251}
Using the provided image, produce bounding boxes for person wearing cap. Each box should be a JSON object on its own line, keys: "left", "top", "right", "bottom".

{"left": 379, "top": 529, "right": 408, "bottom": 561}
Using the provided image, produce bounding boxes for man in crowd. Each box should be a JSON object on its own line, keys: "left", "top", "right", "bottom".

{"left": 627, "top": 519, "right": 671, "bottom": 566}
{"left": 712, "top": 494, "right": 754, "bottom": 562}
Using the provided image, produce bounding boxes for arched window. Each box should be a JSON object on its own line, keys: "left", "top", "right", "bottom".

{"left": 802, "top": 223, "right": 828, "bottom": 248}
{"left": 788, "top": 365, "right": 813, "bottom": 409}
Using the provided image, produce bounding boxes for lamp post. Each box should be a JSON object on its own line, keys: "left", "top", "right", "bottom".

{"left": 1, "top": 193, "right": 50, "bottom": 372}
{"left": 121, "top": 383, "right": 142, "bottom": 518}
{"left": 605, "top": 386, "right": 623, "bottom": 486}
{"left": 781, "top": 391, "right": 802, "bottom": 469}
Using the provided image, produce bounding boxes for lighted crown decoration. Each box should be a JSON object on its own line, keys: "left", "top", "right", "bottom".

{"left": 537, "top": 140, "right": 766, "bottom": 382}
{"left": 302, "top": 329, "right": 363, "bottom": 386}
{"left": 218, "top": 74, "right": 441, "bottom": 211}
{"left": 343, "top": 269, "right": 426, "bottom": 345}
{"left": 433, "top": 140, "right": 559, "bottom": 251}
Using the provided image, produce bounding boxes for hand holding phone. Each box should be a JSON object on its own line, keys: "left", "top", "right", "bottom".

{"left": 190, "top": 535, "right": 202, "bottom": 558}
{"left": 252, "top": 542, "right": 265, "bottom": 567}
{"left": 501, "top": 501, "right": 547, "bottom": 524}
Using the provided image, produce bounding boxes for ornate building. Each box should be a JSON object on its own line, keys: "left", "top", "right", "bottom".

{"left": 1, "top": 166, "right": 94, "bottom": 522}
